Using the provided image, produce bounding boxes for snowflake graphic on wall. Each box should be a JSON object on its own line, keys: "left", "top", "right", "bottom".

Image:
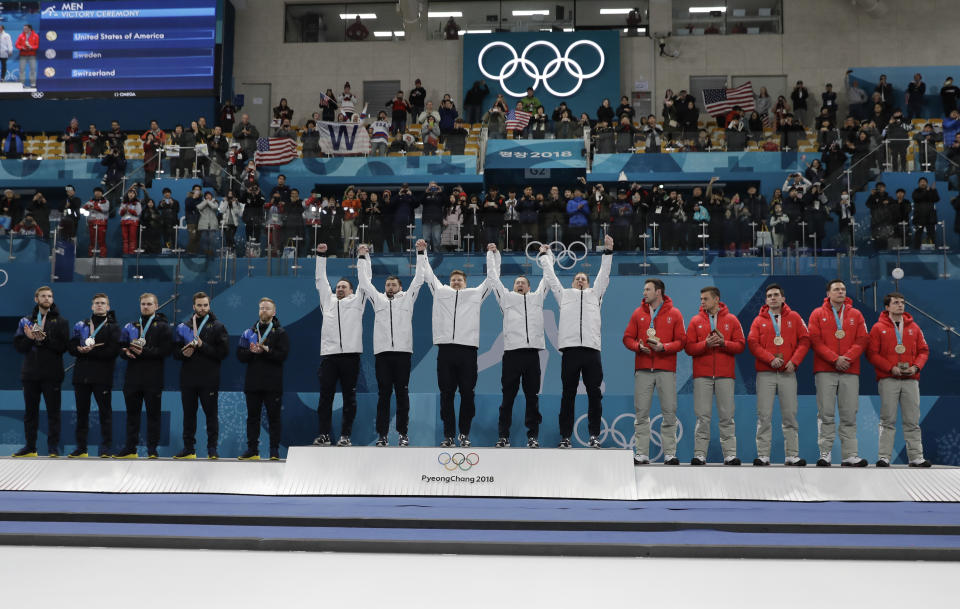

{"left": 936, "top": 428, "right": 960, "bottom": 466}
{"left": 226, "top": 292, "right": 242, "bottom": 309}
{"left": 290, "top": 290, "right": 306, "bottom": 307}
{"left": 218, "top": 392, "right": 249, "bottom": 457}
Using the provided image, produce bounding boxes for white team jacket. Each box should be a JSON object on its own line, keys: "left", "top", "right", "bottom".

{"left": 486, "top": 250, "right": 552, "bottom": 351}
{"left": 421, "top": 254, "right": 494, "bottom": 347}
{"left": 541, "top": 251, "right": 612, "bottom": 351}
{"left": 315, "top": 255, "right": 368, "bottom": 355}
{"left": 357, "top": 253, "right": 425, "bottom": 354}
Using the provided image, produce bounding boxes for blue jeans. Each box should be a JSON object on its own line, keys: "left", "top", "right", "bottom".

{"left": 423, "top": 221, "right": 443, "bottom": 250}
{"left": 19, "top": 55, "right": 36, "bottom": 86}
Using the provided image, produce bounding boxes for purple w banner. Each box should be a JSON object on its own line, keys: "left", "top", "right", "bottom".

{"left": 319, "top": 121, "right": 371, "bottom": 155}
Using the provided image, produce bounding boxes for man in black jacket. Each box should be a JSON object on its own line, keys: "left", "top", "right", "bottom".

{"left": 912, "top": 177, "right": 941, "bottom": 249}
{"left": 116, "top": 293, "right": 172, "bottom": 458}
{"left": 13, "top": 286, "right": 70, "bottom": 457}
{"left": 67, "top": 293, "right": 121, "bottom": 457}
{"left": 173, "top": 292, "right": 229, "bottom": 459}
{"left": 237, "top": 297, "right": 290, "bottom": 460}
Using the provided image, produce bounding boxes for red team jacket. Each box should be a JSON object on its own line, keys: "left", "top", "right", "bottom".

{"left": 747, "top": 303, "right": 811, "bottom": 372}
{"left": 866, "top": 311, "right": 929, "bottom": 381}
{"left": 808, "top": 297, "right": 869, "bottom": 374}
{"left": 622, "top": 295, "right": 687, "bottom": 372}
{"left": 684, "top": 303, "right": 745, "bottom": 379}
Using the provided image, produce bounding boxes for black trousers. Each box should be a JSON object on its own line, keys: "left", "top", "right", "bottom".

{"left": 244, "top": 391, "right": 282, "bottom": 451}
{"left": 317, "top": 353, "right": 360, "bottom": 437}
{"left": 23, "top": 379, "right": 61, "bottom": 451}
{"left": 123, "top": 388, "right": 162, "bottom": 452}
{"left": 437, "top": 344, "right": 478, "bottom": 438}
{"left": 498, "top": 349, "right": 543, "bottom": 438}
{"left": 559, "top": 347, "right": 604, "bottom": 438}
{"left": 914, "top": 223, "right": 936, "bottom": 248}
{"left": 74, "top": 383, "right": 112, "bottom": 452}
{"left": 375, "top": 351, "right": 412, "bottom": 436}
{"left": 181, "top": 385, "right": 219, "bottom": 452}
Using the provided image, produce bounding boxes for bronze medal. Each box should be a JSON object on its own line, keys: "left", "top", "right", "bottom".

{"left": 773, "top": 336, "right": 784, "bottom": 346}
{"left": 895, "top": 344, "right": 906, "bottom": 354}
{"left": 835, "top": 330, "right": 845, "bottom": 339}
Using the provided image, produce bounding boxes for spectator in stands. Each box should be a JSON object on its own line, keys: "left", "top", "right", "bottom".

{"left": 301, "top": 119, "right": 322, "bottom": 158}
{"left": 421, "top": 116, "right": 440, "bottom": 155}
{"left": 25, "top": 191, "right": 49, "bottom": 238}
{"left": 790, "top": 81, "right": 810, "bottom": 127}
{"left": 408, "top": 79, "right": 426, "bottom": 124}
{"left": 608, "top": 188, "right": 632, "bottom": 249}
{"left": 214, "top": 190, "right": 240, "bottom": 255}
{"left": 464, "top": 81, "right": 489, "bottom": 125}
{"left": 15, "top": 24, "right": 37, "bottom": 88}
{"left": 593, "top": 119, "right": 615, "bottom": 153}
{"left": 552, "top": 102, "right": 571, "bottom": 124}
{"left": 421, "top": 181, "right": 444, "bottom": 249}
{"left": 443, "top": 16, "right": 460, "bottom": 40}
{"left": 946, "top": 133, "right": 960, "bottom": 191}
{"left": 540, "top": 186, "right": 565, "bottom": 241}
{"left": 341, "top": 186, "right": 361, "bottom": 254}
{"left": 554, "top": 110, "right": 576, "bottom": 139}
{"left": 273, "top": 98, "right": 294, "bottom": 125}
{"left": 169, "top": 124, "right": 192, "bottom": 179}
{"left": 445, "top": 118, "right": 469, "bottom": 154}
{"left": 321, "top": 89, "right": 339, "bottom": 122}
{"left": 83, "top": 123, "right": 105, "bottom": 158}
{"left": 519, "top": 87, "right": 542, "bottom": 115}
{"left": 802, "top": 183, "right": 829, "bottom": 249}
{"left": 835, "top": 190, "right": 855, "bottom": 247}
{"left": 242, "top": 184, "right": 265, "bottom": 252}
{"left": 363, "top": 191, "right": 385, "bottom": 251}
{"left": 439, "top": 99, "right": 458, "bottom": 136}
{"left": 478, "top": 186, "right": 503, "bottom": 247}
{"left": 385, "top": 91, "right": 410, "bottom": 136}
{"left": 440, "top": 195, "right": 462, "bottom": 251}
{"left": 661, "top": 97, "right": 682, "bottom": 140}
{"left": 57, "top": 185, "right": 81, "bottom": 241}
{"left": 725, "top": 109, "right": 749, "bottom": 152}
{"left": 693, "top": 128, "right": 712, "bottom": 151}
{"left": 891, "top": 189, "right": 913, "bottom": 248}
{"left": 275, "top": 119, "right": 296, "bottom": 141}
{"left": 369, "top": 112, "right": 390, "bottom": 157}
{"left": 905, "top": 74, "right": 926, "bottom": 120}
{"left": 182, "top": 184, "right": 203, "bottom": 253}
{"left": 207, "top": 125, "right": 228, "bottom": 188}
{"left": 640, "top": 115, "right": 663, "bottom": 153}
{"left": 845, "top": 71, "right": 868, "bottom": 120}
{"left": 875, "top": 75, "right": 894, "bottom": 111}
{"left": 83, "top": 187, "right": 109, "bottom": 257}
{"left": 868, "top": 102, "right": 889, "bottom": 130}
{"left": 0, "top": 189, "right": 18, "bottom": 233}
{"left": 913, "top": 123, "right": 942, "bottom": 172}
{"left": 588, "top": 184, "right": 612, "bottom": 247}
{"left": 565, "top": 187, "right": 589, "bottom": 243}
{"left": 119, "top": 188, "right": 141, "bottom": 255}
{"left": 614, "top": 115, "right": 637, "bottom": 153}
{"left": 418, "top": 101, "right": 440, "bottom": 126}
{"left": 912, "top": 177, "right": 940, "bottom": 248}
{"left": 768, "top": 202, "right": 788, "bottom": 250}
{"left": 678, "top": 99, "right": 699, "bottom": 139}
{"left": 0, "top": 25, "right": 11, "bottom": 82}
{"left": 615, "top": 96, "right": 634, "bottom": 122}
{"left": 596, "top": 98, "right": 615, "bottom": 125}
{"left": 773, "top": 96, "right": 789, "bottom": 129}
{"left": 188, "top": 121, "right": 205, "bottom": 173}
{"left": 217, "top": 100, "right": 237, "bottom": 132}
{"left": 263, "top": 189, "right": 283, "bottom": 256}
{"left": 814, "top": 107, "right": 835, "bottom": 131}
{"left": 345, "top": 15, "right": 369, "bottom": 41}
{"left": 105, "top": 120, "right": 125, "bottom": 157}
{"left": 282, "top": 189, "right": 305, "bottom": 256}
{"left": 12, "top": 213, "right": 42, "bottom": 237}
{"left": 821, "top": 83, "right": 838, "bottom": 124}
{"left": 882, "top": 112, "right": 910, "bottom": 172}
{"left": 747, "top": 110, "right": 764, "bottom": 135}
{"left": 100, "top": 147, "right": 126, "bottom": 208}
{"left": 59, "top": 118, "right": 83, "bottom": 158}
{"left": 502, "top": 189, "right": 520, "bottom": 249}
{"left": 847, "top": 129, "right": 872, "bottom": 191}
{"left": 2, "top": 119, "right": 23, "bottom": 159}
{"left": 482, "top": 105, "right": 506, "bottom": 139}
{"left": 157, "top": 188, "right": 179, "bottom": 248}
{"left": 140, "top": 131, "right": 159, "bottom": 188}
{"left": 941, "top": 77, "right": 959, "bottom": 117}
{"left": 804, "top": 158, "right": 825, "bottom": 184}
{"left": 141, "top": 119, "right": 165, "bottom": 149}
{"left": 515, "top": 185, "right": 538, "bottom": 242}
{"left": 232, "top": 114, "right": 260, "bottom": 162}
{"left": 777, "top": 114, "right": 805, "bottom": 150}
{"left": 942, "top": 109, "right": 960, "bottom": 153}
{"left": 138, "top": 197, "right": 161, "bottom": 254}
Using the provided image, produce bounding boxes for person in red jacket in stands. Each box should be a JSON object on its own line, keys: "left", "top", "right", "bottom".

{"left": 622, "top": 278, "right": 686, "bottom": 465}
{"left": 866, "top": 292, "right": 931, "bottom": 467}
{"left": 684, "top": 286, "right": 745, "bottom": 465}
{"left": 82, "top": 187, "right": 109, "bottom": 257}
{"left": 808, "top": 279, "right": 869, "bottom": 467}
{"left": 119, "top": 187, "right": 142, "bottom": 255}
{"left": 747, "top": 283, "right": 811, "bottom": 466}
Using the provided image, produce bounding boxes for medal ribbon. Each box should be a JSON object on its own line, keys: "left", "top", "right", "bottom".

{"left": 256, "top": 319, "right": 274, "bottom": 343}
{"left": 193, "top": 314, "right": 210, "bottom": 340}
{"left": 140, "top": 314, "right": 156, "bottom": 339}
{"left": 648, "top": 303, "right": 660, "bottom": 331}
{"left": 770, "top": 312, "right": 781, "bottom": 340}
{"left": 89, "top": 317, "right": 108, "bottom": 340}
{"left": 894, "top": 319, "right": 904, "bottom": 349}
{"left": 36, "top": 310, "right": 45, "bottom": 329}
{"left": 832, "top": 304, "right": 844, "bottom": 335}
{"left": 709, "top": 314, "right": 717, "bottom": 332}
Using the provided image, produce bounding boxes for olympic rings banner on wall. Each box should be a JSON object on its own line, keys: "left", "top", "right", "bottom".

{"left": 462, "top": 31, "right": 620, "bottom": 120}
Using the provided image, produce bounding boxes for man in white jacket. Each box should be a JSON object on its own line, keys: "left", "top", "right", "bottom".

{"left": 421, "top": 240, "right": 497, "bottom": 447}
{"left": 312, "top": 243, "right": 369, "bottom": 447}
{"left": 0, "top": 25, "right": 12, "bottom": 83}
{"left": 541, "top": 234, "right": 614, "bottom": 447}
{"left": 357, "top": 241, "right": 426, "bottom": 446}
{"left": 487, "top": 243, "right": 553, "bottom": 448}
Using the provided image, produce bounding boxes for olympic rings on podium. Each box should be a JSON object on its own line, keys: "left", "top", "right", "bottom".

{"left": 438, "top": 451, "right": 480, "bottom": 471}
{"left": 525, "top": 240, "right": 588, "bottom": 270}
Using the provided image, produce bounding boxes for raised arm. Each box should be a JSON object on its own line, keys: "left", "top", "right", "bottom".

{"left": 538, "top": 247, "right": 563, "bottom": 303}
{"left": 406, "top": 243, "right": 427, "bottom": 302}
{"left": 594, "top": 234, "right": 614, "bottom": 301}
{"left": 356, "top": 244, "right": 382, "bottom": 302}
{"left": 314, "top": 243, "right": 332, "bottom": 309}
{"left": 486, "top": 245, "right": 507, "bottom": 308}
{"left": 416, "top": 238, "right": 442, "bottom": 294}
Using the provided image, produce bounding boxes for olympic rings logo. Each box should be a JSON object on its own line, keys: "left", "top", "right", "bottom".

{"left": 477, "top": 40, "right": 605, "bottom": 98}
{"left": 573, "top": 414, "right": 684, "bottom": 461}
{"left": 526, "top": 240, "right": 588, "bottom": 270}
{"left": 438, "top": 452, "right": 480, "bottom": 471}
{"left": 0, "top": 269, "right": 7, "bottom": 287}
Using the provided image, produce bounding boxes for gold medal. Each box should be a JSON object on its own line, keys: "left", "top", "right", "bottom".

{"left": 895, "top": 344, "right": 906, "bottom": 354}
{"left": 835, "top": 330, "right": 845, "bottom": 339}
{"left": 773, "top": 336, "right": 784, "bottom": 346}
{"left": 646, "top": 328, "right": 657, "bottom": 337}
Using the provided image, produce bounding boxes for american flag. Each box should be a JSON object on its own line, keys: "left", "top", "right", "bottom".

{"left": 318, "top": 91, "right": 332, "bottom": 107}
{"left": 761, "top": 112, "right": 772, "bottom": 128}
{"left": 506, "top": 109, "right": 532, "bottom": 132}
{"left": 702, "top": 81, "right": 756, "bottom": 116}
{"left": 255, "top": 137, "right": 298, "bottom": 166}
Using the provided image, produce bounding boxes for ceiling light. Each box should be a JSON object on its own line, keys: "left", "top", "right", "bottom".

{"left": 428, "top": 11, "right": 463, "bottom": 18}
{"left": 458, "top": 29, "right": 493, "bottom": 35}
{"left": 373, "top": 31, "right": 405, "bottom": 37}
{"left": 599, "top": 8, "right": 632, "bottom": 15}
{"left": 563, "top": 27, "right": 574, "bottom": 32}
{"left": 688, "top": 6, "right": 727, "bottom": 13}
{"left": 623, "top": 27, "right": 647, "bottom": 33}
{"left": 339, "top": 13, "right": 377, "bottom": 20}
{"left": 512, "top": 10, "right": 550, "bottom": 16}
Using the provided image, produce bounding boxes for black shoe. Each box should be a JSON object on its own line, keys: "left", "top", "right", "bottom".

{"left": 909, "top": 459, "right": 932, "bottom": 468}
{"left": 375, "top": 435, "right": 388, "bottom": 447}
{"left": 495, "top": 437, "right": 510, "bottom": 448}
{"left": 458, "top": 434, "right": 471, "bottom": 448}
{"left": 876, "top": 458, "right": 890, "bottom": 467}
{"left": 816, "top": 458, "right": 831, "bottom": 467}
{"left": 114, "top": 448, "right": 138, "bottom": 459}
{"left": 558, "top": 437, "right": 572, "bottom": 449}
{"left": 664, "top": 456, "right": 680, "bottom": 465}
{"left": 440, "top": 437, "right": 455, "bottom": 448}
{"left": 12, "top": 447, "right": 38, "bottom": 457}
{"left": 690, "top": 456, "right": 706, "bottom": 466}
{"left": 752, "top": 457, "right": 770, "bottom": 466}
{"left": 527, "top": 437, "right": 540, "bottom": 448}
{"left": 238, "top": 448, "right": 260, "bottom": 461}
{"left": 841, "top": 457, "right": 868, "bottom": 467}
{"left": 724, "top": 457, "right": 741, "bottom": 466}
{"left": 173, "top": 448, "right": 197, "bottom": 460}
{"left": 587, "top": 435, "right": 601, "bottom": 448}
{"left": 398, "top": 434, "right": 410, "bottom": 447}
{"left": 68, "top": 448, "right": 88, "bottom": 458}
{"left": 312, "top": 434, "right": 331, "bottom": 447}
{"left": 785, "top": 458, "right": 807, "bottom": 467}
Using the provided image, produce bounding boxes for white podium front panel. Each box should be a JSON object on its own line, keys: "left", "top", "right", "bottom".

{"left": 279, "top": 447, "right": 638, "bottom": 500}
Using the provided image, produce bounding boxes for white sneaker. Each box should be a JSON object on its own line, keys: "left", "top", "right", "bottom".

{"left": 633, "top": 453, "right": 650, "bottom": 465}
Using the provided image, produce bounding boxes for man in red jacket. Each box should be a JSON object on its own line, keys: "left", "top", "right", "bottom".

{"left": 622, "top": 278, "right": 686, "bottom": 465}
{"left": 15, "top": 24, "right": 38, "bottom": 88}
{"left": 866, "top": 292, "right": 931, "bottom": 467}
{"left": 684, "top": 286, "right": 745, "bottom": 465}
{"left": 747, "top": 283, "right": 811, "bottom": 466}
{"left": 808, "top": 279, "right": 869, "bottom": 467}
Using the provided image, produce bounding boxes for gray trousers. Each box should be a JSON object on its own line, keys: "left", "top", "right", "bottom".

{"left": 878, "top": 378, "right": 923, "bottom": 462}
{"left": 755, "top": 371, "right": 799, "bottom": 458}
{"left": 815, "top": 372, "right": 860, "bottom": 459}
{"left": 633, "top": 370, "right": 678, "bottom": 459}
{"left": 693, "top": 377, "right": 736, "bottom": 459}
